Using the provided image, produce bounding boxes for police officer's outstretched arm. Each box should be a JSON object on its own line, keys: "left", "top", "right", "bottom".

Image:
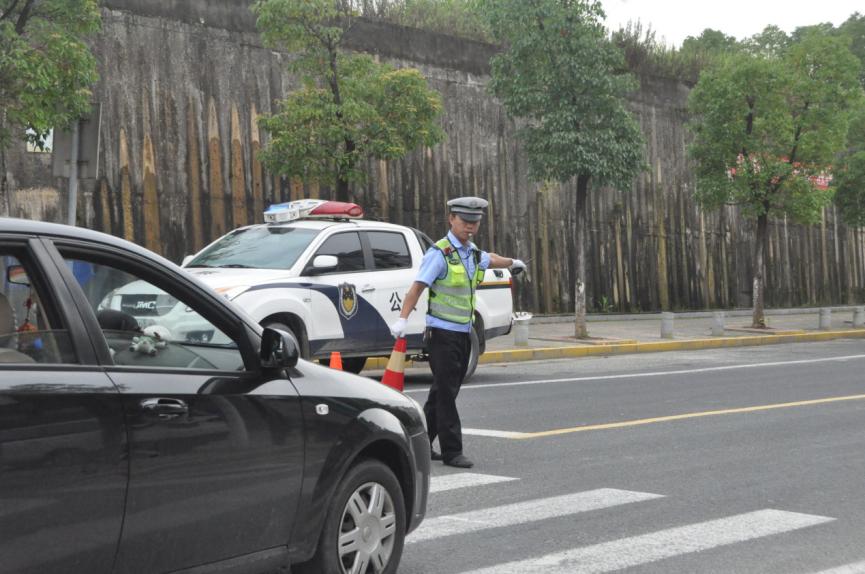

{"left": 389, "top": 281, "right": 427, "bottom": 339}
{"left": 487, "top": 253, "right": 527, "bottom": 274}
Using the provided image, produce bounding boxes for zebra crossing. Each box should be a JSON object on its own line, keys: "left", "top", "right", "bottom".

{"left": 405, "top": 471, "right": 840, "bottom": 573}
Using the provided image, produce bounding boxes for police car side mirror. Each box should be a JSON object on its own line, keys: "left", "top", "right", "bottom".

{"left": 313, "top": 255, "right": 338, "bottom": 270}
{"left": 305, "top": 255, "right": 338, "bottom": 275}
{"left": 260, "top": 327, "right": 299, "bottom": 369}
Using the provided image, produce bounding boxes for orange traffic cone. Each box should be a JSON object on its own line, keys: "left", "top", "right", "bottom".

{"left": 381, "top": 337, "right": 406, "bottom": 392}
{"left": 329, "top": 351, "right": 343, "bottom": 370}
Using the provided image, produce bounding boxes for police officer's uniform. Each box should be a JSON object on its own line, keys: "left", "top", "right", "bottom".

{"left": 414, "top": 197, "right": 490, "bottom": 467}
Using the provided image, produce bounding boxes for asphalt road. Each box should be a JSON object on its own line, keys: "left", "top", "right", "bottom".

{"left": 397, "top": 339, "right": 865, "bottom": 574}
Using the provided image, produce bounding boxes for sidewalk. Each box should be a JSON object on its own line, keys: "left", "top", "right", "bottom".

{"left": 479, "top": 306, "right": 865, "bottom": 364}
{"left": 366, "top": 306, "right": 865, "bottom": 369}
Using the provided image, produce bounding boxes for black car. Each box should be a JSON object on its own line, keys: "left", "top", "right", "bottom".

{"left": 0, "top": 218, "right": 430, "bottom": 574}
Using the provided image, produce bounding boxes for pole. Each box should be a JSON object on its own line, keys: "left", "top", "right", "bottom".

{"left": 67, "top": 120, "right": 79, "bottom": 226}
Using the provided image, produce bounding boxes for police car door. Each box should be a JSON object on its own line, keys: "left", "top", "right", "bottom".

{"left": 361, "top": 229, "right": 425, "bottom": 351}
{"left": 302, "top": 231, "right": 380, "bottom": 357}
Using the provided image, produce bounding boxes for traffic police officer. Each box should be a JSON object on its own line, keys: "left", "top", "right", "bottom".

{"left": 389, "top": 196, "right": 526, "bottom": 468}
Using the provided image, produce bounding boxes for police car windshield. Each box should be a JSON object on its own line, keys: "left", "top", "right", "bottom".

{"left": 187, "top": 227, "right": 320, "bottom": 270}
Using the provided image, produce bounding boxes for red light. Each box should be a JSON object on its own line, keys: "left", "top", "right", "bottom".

{"left": 309, "top": 201, "right": 364, "bottom": 218}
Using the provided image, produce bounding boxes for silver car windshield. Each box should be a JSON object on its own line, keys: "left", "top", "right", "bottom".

{"left": 187, "top": 226, "right": 320, "bottom": 270}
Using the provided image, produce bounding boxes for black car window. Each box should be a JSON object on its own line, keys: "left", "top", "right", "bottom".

{"left": 61, "top": 257, "right": 245, "bottom": 371}
{"left": 0, "top": 252, "right": 76, "bottom": 364}
{"left": 367, "top": 231, "right": 412, "bottom": 270}
{"left": 313, "top": 232, "right": 366, "bottom": 273}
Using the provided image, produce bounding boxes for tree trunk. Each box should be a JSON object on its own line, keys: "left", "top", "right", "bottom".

{"left": 752, "top": 212, "right": 768, "bottom": 328}
{"left": 326, "top": 44, "right": 356, "bottom": 205}
{"left": 0, "top": 111, "right": 9, "bottom": 217}
{"left": 574, "top": 173, "right": 590, "bottom": 339}
{"left": 335, "top": 176, "right": 350, "bottom": 203}
{"left": 334, "top": 137, "right": 356, "bottom": 203}
{"left": 0, "top": 147, "right": 8, "bottom": 218}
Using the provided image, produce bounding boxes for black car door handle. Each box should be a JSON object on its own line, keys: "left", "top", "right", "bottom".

{"left": 140, "top": 398, "right": 188, "bottom": 417}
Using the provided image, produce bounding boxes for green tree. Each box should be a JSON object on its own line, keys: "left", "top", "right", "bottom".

{"left": 0, "top": 0, "right": 100, "bottom": 215}
{"left": 677, "top": 28, "right": 741, "bottom": 75}
{"left": 744, "top": 25, "right": 791, "bottom": 58}
{"left": 834, "top": 107, "right": 865, "bottom": 226}
{"left": 689, "top": 31, "right": 864, "bottom": 326}
{"left": 480, "top": 0, "right": 644, "bottom": 338}
{"left": 838, "top": 12, "right": 865, "bottom": 86}
{"left": 252, "top": 0, "right": 444, "bottom": 203}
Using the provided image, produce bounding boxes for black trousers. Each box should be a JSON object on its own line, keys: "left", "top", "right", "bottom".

{"left": 424, "top": 327, "right": 471, "bottom": 459}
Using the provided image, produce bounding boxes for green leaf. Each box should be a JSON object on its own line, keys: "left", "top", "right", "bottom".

{"left": 688, "top": 31, "right": 864, "bottom": 225}
{"left": 479, "top": 0, "right": 645, "bottom": 190}
{"left": 254, "top": 2, "right": 445, "bottom": 190}
{"left": 0, "top": 0, "right": 100, "bottom": 149}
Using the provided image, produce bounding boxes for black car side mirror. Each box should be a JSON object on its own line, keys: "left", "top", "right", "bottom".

{"left": 6, "top": 264, "right": 30, "bottom": 286}
{"left": 260, "top": 327, "right": 299, "bottom": 369}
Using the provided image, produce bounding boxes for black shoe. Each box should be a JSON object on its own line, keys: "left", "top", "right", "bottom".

{"left": 431, "top": 449, "right": 442, "bottom": 461}
{"left": 443, "top": 454, "right": 474, "bottom": 468}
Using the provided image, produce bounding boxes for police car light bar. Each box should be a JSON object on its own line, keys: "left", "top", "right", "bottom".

{"left": 264, "top": 200, "right": 364, "bottom": 223}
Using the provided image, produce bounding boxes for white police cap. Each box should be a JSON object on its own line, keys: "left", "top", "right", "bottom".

{"left": 447, "top": 196, "right": 488, "bottom": 221}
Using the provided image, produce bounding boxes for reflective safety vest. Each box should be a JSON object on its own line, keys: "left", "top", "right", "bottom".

{"left": 428, "top": 237, "right": 485, "bottom": 324}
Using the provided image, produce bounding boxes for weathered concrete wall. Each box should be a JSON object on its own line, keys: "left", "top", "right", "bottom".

{"left": 9, "top": 0, "right": 865, "bottom": 313}
{"left": 4, "top": 142, "right": 63, "bottom": 221}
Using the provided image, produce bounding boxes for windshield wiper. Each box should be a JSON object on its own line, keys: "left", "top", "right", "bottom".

{"left": 217, "top": 264, "right": 253, "bottom": 268}
{"left": 185, "top": 264, "right": 212, "bottom": 268}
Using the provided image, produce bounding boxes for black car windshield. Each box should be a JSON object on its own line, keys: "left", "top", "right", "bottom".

{"left": 187, "top": 226, "right": 320, "bottom": 270}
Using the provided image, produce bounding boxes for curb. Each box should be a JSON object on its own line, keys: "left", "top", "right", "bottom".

{"left": 365, "top": 329, "right": 865, "bottom": 370}
{"left": 535, "top": 306, "right": 865, "bottom": 323}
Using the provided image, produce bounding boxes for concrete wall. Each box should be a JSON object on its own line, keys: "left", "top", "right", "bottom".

{"left": 8, "top": 0, "right": 864, "bottom": 313}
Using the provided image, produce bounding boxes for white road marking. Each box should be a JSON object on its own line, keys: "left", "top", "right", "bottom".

{"left": 408, "top": 488, "right": 663, "bottom": 544}
{"left": 403, "top": 353, "right": 865, "bottom": 394}
{"left": 461, "top": 427, "right": 531, "bottom": 438}
{"left": 429, "top": 472, "right": 519, "bottom": 493}
{"left": 458, "top": 509, "right": 834, "bottom": 574}
{"left": 813, "top": 561, "right": 865, "bottom": 574}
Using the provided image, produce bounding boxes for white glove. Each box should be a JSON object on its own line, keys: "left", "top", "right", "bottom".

{"left": 510, "top": 259, "right": 527, "bottom": 274}
{"left": 389, "top": 317, "right": 407, "bottom": 339}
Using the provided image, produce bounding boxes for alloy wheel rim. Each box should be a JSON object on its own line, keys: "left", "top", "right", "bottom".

{"left": 338, "top": 481, "right": 397, "bottom": 574}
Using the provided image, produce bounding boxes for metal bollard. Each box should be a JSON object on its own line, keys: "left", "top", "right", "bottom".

{"left": 819, "top": 308, "right": 832, "bottom": 330}
{"left": 513, "top": 312, "right": 532, "bottom": 346}
{"left": 711, "top": 311, "right": 725, "bottom": 337}
{"left": 854, "top": 306, "right": 865, "bottom": 328}
{"left": 660, "top": 312, "right": 675, "bottom": 339}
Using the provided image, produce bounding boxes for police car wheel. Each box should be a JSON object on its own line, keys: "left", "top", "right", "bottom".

{"left": 263, "top": 321, "right": 303, "bottom": 358}
{"left": 317, "top": 356, "right": 367, "bottom": 374}
{"left": 465, "top": 325, "right": 480, "bottom": 381}
{"left": 343, "top": 357, "right": 367, "bottom": 374}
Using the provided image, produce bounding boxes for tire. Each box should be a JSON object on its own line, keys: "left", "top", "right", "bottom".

{"left": 343, "top": 357, "right": 367, "bottom": 374}
{"left": 262, "top": 321, "right": 304, "bottom": 359}
{"left": 464, "top": 324, "right": 480, "bottom": 381}
{"left": 296, "top": 459, "right": 406, "bottom": 574}
{"left": 318, "top": 356, "right": 367, "bottom": 374}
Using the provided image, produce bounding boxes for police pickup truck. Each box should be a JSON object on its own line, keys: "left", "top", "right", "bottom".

{"left": 110, "top": 200, "right": 513, "bottom": 378}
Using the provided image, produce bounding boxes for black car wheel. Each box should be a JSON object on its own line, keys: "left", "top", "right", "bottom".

{"left": 298, "top": 459, "right": 405, "bottom": 574}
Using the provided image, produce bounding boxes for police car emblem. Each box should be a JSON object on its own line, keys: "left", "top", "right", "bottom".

{"left": 338, "top": 282, "right": 358, "bottom": 320}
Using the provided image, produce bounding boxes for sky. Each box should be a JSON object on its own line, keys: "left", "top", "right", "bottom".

{"left": 601, "top": 0, "right": 862, "bottom": 48}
